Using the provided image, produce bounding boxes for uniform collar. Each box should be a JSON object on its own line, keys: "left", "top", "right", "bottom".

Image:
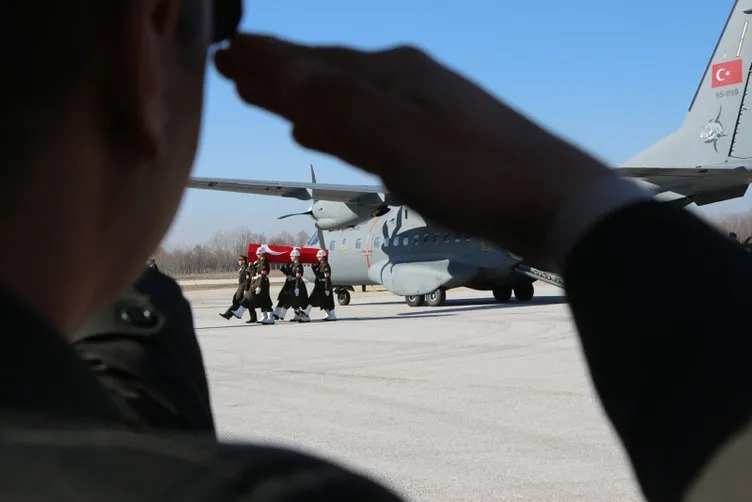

{"left": 0, "top": 288, "right": 128, "bottom": 426}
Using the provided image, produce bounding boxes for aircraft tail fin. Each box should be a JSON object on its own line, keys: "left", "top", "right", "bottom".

{"left": 623, "top": 1, "right": 752, "bottom": 168}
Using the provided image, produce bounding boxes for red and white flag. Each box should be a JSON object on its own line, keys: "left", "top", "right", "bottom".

{"left": 711, "top": 59, "right": 744, "bottom": 87}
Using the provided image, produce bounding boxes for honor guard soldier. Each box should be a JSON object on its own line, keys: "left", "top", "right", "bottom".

{"left": 273, "top": 260, "right": 295, "bottom": 321}
{"left": 310, "top": 249, "right": 337, "bottom": 321}
{"left": 146, "top": 257, "right": 159, "bottom": 271}
{"left": 289, "top": 248, "right": 311, "bottom": 322}
{"left": 219, "top": 254, "right": 256, "bottom": 323}
{"left": 744, "top": 235, "right": 752, "bottom": 252}
{"left": 249, "top": 245, "right": 275, "bottom": 324}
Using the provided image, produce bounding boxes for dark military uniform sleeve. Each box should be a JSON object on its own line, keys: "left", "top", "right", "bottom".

{"left": 71, "top": 268, "right": 216, "bottom": 435}
{"left": 563, "top": 200, "right": 752, "bottom": 501}
{"left": 0, "top": 426, "right": 405, "bottom": 501}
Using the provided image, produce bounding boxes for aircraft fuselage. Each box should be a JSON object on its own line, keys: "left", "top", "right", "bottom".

{"left": 302, "top": 205, "right": 530, "bottom": 301}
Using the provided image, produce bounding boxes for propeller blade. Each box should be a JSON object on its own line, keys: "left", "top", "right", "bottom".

{"left": 277, "top": 210, "right": 313, "bottom": 220}
{"left": 310, "top": 163, "right": 321, "bottom": 203}
{"left": 317, "top": 226, "right": 326, "bottom": 250}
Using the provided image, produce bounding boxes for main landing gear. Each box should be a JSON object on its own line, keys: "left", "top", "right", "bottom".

{"left": 405, "top": 288, "right": 446, "bottom": 307}
{"left": 334, "top": 287, "right": 352, "bottom": 306}
{"left": 404, "top": 282, "right": 535, "bottom": 307}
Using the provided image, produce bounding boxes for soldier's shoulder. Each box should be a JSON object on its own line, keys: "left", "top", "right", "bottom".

{"left": 0, "top": 427, "right": 404, "bottom": 501}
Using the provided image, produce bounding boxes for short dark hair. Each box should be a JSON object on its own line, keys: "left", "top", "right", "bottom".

{"left": 0, "top": 1, "right": 203, "bottom": 173}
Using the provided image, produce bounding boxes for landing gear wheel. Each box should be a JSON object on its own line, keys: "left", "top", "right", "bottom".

{"left": 493, "top": 287, "right": 512, "bottom": 302}
{"left": 336, "top": 290, "right": 351, "bottom": 306}
{"left": 513, "top": 282, "right": 534, "bottom": 302}
{"left": 424, "top": 288, "right": 447, "bottom": 307}
{"left": 405, "top": 295, "right": 425, "bottom": 307}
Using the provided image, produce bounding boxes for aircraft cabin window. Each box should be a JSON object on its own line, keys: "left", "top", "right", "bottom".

{"left": 412, "top": 234, "right": 419, "bottom": 246}
{"left": 434, "top": 233, "right": 440, "bottom": 243}
{"left": 355, "top": 238, "right": 362, "bottom": 249}
{"left": 444, "top": 233, "right": 450, "bottom": 243}
{"left": 374, "top": 237, "right": 382, "bottom": 248}
{"left": 466, "top": 236, "right": 472, "bottom": 242}
{"left": 342, "top": 238, "right": 347, "bottom": 246}
{"left": 329, "top": 240, "right": 335, "bottom": 250}
{"left": 402, "top": 236, "right": 409, "bottom": 246}
{"left": 392, "top": 236, "right": 400, "bottom": 246}
{"left": 455, "top": 235, "right": 461, "bottom": 243}
{"left": 423, "top": 234, "right": 430, "bottom": 244}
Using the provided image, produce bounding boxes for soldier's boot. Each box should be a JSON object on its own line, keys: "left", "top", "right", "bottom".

{"left": 323, "top": 309, "right": 337, "bottom": 321}
{"left": 291, "top": 308, "right": 301, "bottom": 322}
{"left": 245, "top": 309, "right": 257, "bottom": 324}
{"left": 261, "top": 311, "right": 275, "bottom": 325}
{"left": 276, "top": 308, "right": 289, "bottom": 321}
{"left": 231, "top": 306, "right": 247, "bottom": 319}
{"left": 219, "top": 308, "right": 233, "bottom": 320}
{"left": 272, "top": 307, "right": 282, "bottom": 320}
{"left": 298, "top": 306, "right": 312, "bottom": 323}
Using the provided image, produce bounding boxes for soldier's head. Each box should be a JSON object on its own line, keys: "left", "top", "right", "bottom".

{"left": 238, "top": 255, "right": 247, "bottom": 264}
{"left": 0, "top": 0, "right": 240, "bottom": 334}
{"left": 316, "top": 249, "right": 328, "bottom": 262}
{"left": 290, "top": 248, "right": 301, "bottom": 262}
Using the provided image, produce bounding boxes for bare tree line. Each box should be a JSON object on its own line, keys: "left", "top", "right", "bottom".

{"left": 156, "top": 227, "right": 310, "bottom": 276}
{"left": 716, "top": 210, "right": 752, "bottom": 240}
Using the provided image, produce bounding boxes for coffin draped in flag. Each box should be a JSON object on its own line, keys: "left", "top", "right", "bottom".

{"left": 247, "top": 243, "right": 320, "bottom": 264}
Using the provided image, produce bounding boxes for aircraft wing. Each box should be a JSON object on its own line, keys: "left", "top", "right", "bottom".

{"left": 616, "top": 165, "right": 752, "bottom": 206}
{"left": 188, "top": 177, "right": 399, "bottom": 206}
{"left": 190, "top": 164, "right": 752, "bottom": 208}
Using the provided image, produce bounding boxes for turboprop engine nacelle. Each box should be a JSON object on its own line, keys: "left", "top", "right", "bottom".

{"left": 312, "top": 201, "right": 389, "bottom": 230}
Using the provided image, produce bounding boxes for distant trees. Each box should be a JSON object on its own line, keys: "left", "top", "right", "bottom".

{"left": 716, "top": 210, "right": 752, "bottom": 239}
{"left": 155, "top": 227, "right": 310, "bottom": 276}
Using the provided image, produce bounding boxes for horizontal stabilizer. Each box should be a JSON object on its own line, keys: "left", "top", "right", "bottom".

{"left": 616, "top": 165, "right": 752, "bottom": 203}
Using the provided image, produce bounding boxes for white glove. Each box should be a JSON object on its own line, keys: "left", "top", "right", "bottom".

{"left": 255, "top": 287, "right": 261, "bottom": 295}
{"left": 325, "top": 290, "right": 330, "bottom": 296}
{"left": 294, "top": 288, "right": 300, "bottom": 296}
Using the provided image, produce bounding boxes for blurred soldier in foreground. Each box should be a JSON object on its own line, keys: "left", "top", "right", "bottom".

{"left": 73, "top": 265, "right": 215, "bottom": 434}
{"left": 1, "top": 0, "right": 750, "bottom": 498}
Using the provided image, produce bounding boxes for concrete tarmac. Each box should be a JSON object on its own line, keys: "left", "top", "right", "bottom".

{"left": 186, "top": 283, "right": 643, "bottom": 502}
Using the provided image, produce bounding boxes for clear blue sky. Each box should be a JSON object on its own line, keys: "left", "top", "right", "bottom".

{"left": 164, "top": 0, "right": 749, "bottom": 248}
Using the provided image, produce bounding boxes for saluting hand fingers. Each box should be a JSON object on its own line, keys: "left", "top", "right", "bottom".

{"left": 282, "top": 60, "right": 439, "bottom": 181}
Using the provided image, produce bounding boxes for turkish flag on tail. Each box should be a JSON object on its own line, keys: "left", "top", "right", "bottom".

{"left": 711, "top": 59, "right": 744, "bottom": 87}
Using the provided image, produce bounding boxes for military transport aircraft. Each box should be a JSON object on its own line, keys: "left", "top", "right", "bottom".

{"left": 189, "top": 0, "right": 752, "bottom": 307}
